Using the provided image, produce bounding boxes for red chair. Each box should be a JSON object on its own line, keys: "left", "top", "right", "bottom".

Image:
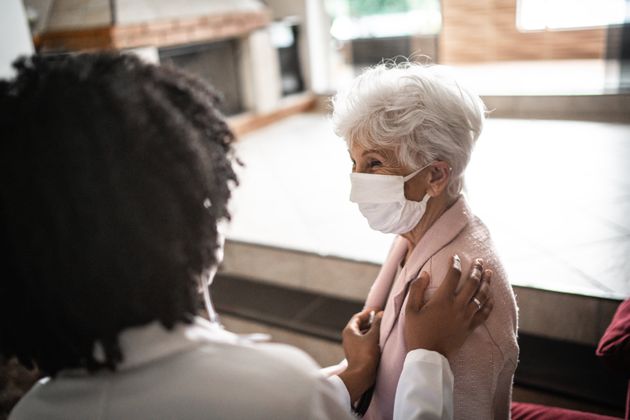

{"left": 512, "top": 299, "right": 630, "bottom": 420}
{"left": 597, "top": 299, "right": 630, "bottom": 420}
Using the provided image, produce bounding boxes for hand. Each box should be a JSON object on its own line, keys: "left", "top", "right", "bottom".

{"left": 339, "top": 308, "right": 383, "bottom": 402}
{"left": 403, "top": 256, "right": 494, "bottom": 358}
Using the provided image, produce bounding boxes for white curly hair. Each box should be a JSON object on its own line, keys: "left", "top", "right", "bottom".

{"left": 331, "top": 61, "right": 486, "bottom": 198}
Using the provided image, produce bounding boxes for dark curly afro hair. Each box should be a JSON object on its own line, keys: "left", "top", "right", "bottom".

{"left": 0, "top": 52, "right": 238, "bottom": 376}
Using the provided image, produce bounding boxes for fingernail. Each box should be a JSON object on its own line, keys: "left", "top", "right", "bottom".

{"left": 453, "top": 254, "right": 461, "bottom": 272}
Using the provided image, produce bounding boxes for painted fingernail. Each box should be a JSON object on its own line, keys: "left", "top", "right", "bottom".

{"left": 453, "top": 254, "right": 461, "bottom": 272}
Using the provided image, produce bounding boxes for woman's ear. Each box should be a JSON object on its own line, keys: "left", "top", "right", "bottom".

{"left": 426, "top": 161, "right": 451, "bottom": 196}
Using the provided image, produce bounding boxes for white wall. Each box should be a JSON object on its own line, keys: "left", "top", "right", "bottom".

{"left": 240, "top": 29, "right": 282, "bottom": 113}
{"left": 265, "top": 0, "right": 334, "bottom": 93}
{"left": 0, "top": 0, "right": 34, "bottom": 78}
{"left": 304, "top": 0, "right": 332, "bottom": 93}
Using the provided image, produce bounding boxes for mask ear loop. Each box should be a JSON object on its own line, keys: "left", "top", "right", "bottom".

{"left": 200, "top": 199, "right": 226, "bottom": 328}
{"left": 199, "top": 198, "right": 269, "bottom": 340}
{"left": 402, "top": 162, "right": 433, "bottom": 182}
{"left": 198, "top": 223, "right": 271, "bottom": 342}
{"left": 403, "top": 163, "right": 436, "bottom": 205}
{"left": 200, "top": 267, "right": 221, "bottom": 326}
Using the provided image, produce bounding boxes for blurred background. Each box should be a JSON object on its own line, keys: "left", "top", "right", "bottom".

{"left": 1, "top": 0, "right": 629, "bottom": 418}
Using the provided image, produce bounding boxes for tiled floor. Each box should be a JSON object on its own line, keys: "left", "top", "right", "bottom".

{"left": 225, "top": 114, "right": 630, "bottom": 300}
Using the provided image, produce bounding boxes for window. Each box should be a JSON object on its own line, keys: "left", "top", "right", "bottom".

{"left": 516, "top": 0, "right": 627, "bottom": 31}
{"left": 326, "top": 0, "right": 441, "bottom": 40}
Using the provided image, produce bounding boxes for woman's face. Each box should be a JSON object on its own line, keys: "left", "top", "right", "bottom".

{"left": 349, "top": 142, "right": 430, "bottom": 201}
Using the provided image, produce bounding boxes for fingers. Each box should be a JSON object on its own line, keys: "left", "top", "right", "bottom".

{"left": 354, "top": 308, "right": 374, "bottom": 325}
{"left": 477, "top": 270, "right": 492, "bottom": 305}
{"left": 346, "top": 308, "right": 384, "bottom": 338}
{"left": 434, "top": 255, "right": 463, "bottom": 299}
{"left": 471, "top": 295, "right": 494, "bottom": 330}
{"left": 456, "top": 258, "right": 483, "bottom": 305}
{"left": 366, "top": 311, "right": 384, "bottom": 338}
{"left": 406, "top": 272, "right": 430, "bottom": 313}
{"left": 466, "top": 269, "right": 493, "bottom": 321}
{"left": 346, "top": 309, "right": 373, "bottom": 335}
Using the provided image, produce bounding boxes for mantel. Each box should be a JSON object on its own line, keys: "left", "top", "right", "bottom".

{"left": 37, "top": 10, "right": 271, "bottom": 52}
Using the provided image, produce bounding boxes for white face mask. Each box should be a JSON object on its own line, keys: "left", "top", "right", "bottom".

{"left": 350, "top": 164, "right": 432, "bottom": 234}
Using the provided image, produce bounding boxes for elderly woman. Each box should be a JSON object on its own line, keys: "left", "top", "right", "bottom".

{"left": 332, "top": 63, "right": 519, "bottom": 420}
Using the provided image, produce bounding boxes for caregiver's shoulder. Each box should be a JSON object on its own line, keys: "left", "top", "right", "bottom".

{"left": 10, "top": 339, "right": 334, "bottom": 420}
{"left": 172, "top": 339, "right": 345, "bottom": 418}
{"left": 190, "top": 338, "right": 326, "bottom": 391}
{"left": 204, "top": 338, "right": 322, "bottom": 378}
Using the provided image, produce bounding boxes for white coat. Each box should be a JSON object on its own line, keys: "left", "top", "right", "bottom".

{"left": 9, "top": 317, "right": 453, "bottom": 420}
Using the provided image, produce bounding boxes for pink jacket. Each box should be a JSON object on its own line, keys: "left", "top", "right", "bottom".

{"left": 364, "top": 196, "right": 519, "bottom": 420}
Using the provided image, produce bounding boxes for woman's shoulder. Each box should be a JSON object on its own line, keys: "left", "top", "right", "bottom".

{"left": 426, "top": 228, "right": 519, "bottom": 357}
{"left": 429, "top": 223, "right": 517, "bottom": 314}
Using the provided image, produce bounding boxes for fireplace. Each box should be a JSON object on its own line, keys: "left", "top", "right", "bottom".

{"left": 30, "top": 0, "right": 275, "bottom": 116}
{"left": 27, "top": 0, "right": 313, "bottom": 133}
{"left": 160, "top": 40, "right": 243, "bottom": 116}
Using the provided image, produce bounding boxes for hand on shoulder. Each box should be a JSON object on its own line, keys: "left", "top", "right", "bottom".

{"left": 404, "top": 255, "right": 494, "bottom": 358}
